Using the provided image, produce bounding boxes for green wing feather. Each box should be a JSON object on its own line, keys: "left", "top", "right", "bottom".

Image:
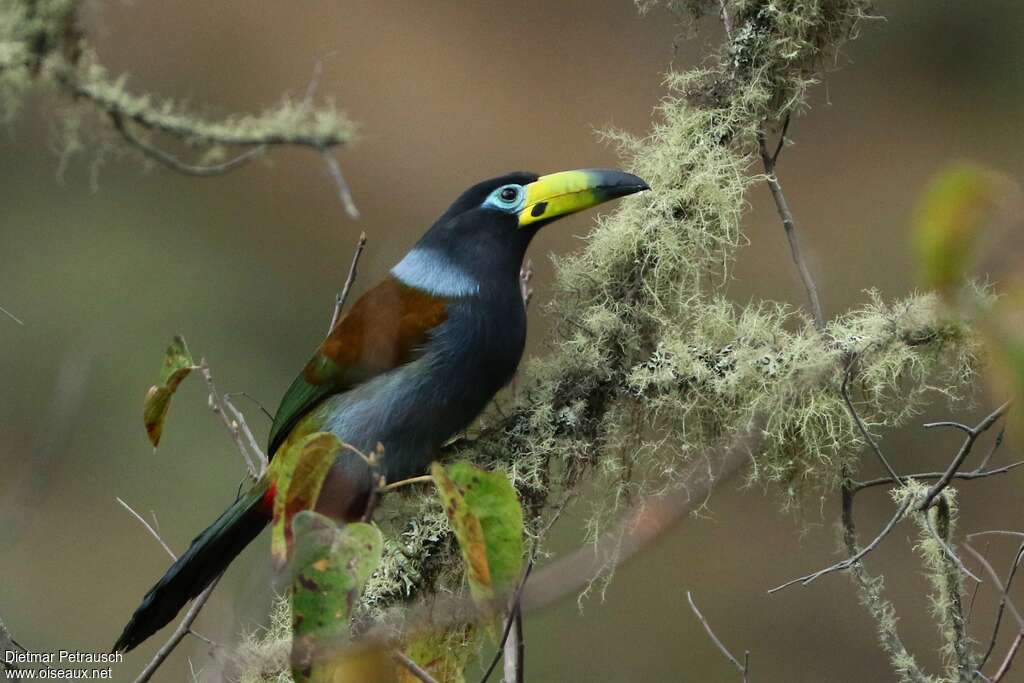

{"left": 266, "top": 277, "right": 450, "bottom": 459}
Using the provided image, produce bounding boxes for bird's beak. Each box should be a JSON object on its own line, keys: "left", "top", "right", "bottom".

{"left": 518, "top": 169, "right": 650, "bottom": 227}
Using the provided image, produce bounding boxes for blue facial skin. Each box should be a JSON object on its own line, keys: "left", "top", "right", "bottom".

{"left": 481, "top": 184, "right": 527, "bottom": 214}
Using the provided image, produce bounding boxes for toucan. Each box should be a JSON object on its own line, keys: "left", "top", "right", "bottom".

{"left": 112, "top": 168, "right": 649, "bottom": 653}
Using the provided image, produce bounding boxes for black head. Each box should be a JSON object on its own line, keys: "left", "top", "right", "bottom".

{"left": 393, "top": 169, "right": 649, "bottom": 296}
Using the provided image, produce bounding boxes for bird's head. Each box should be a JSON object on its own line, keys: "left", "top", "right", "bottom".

{"left": 393, "top": 169, "right": 649, "bottom": 297}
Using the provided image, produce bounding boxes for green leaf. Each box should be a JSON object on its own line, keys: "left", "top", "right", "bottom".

{"left": 142, "top": 335, "right": 196, "bottom": 448}
{"left": 431, "top": 462, "right": 524, "bottom": 620}
{"left": 271, "top": 432, "right": 342, "bottom": 566}
{"left": 398, "top": 629, "right": 472, "bottom": 683}
{"left": 289, "top": 511, "right": 384, "bottom": 683}
{"left": 912, "top": 163, "right": 1011, "bottom": 295}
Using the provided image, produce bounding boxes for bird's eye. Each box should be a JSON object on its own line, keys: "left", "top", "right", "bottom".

{"left": 500, "top": 187, "right": 519, "bottom": 202}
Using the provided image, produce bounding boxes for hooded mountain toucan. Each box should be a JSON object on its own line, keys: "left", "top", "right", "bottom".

{"left": 112, "top": 168, "right": 649, "bottom": 653}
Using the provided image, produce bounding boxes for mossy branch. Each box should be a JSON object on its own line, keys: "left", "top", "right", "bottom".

{"left": 0, "top": 1, "right": 356, "bottom": 178}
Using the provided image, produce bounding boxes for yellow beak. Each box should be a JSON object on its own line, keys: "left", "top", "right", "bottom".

{"left": 518, "top": 169, "right": 649, "bottom": 227}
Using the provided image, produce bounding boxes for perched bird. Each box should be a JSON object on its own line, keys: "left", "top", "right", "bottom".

{"left": 112, "top": 168, "right": 648, "bottom": 653}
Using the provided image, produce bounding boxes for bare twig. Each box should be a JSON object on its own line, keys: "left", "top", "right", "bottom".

{"left": 925, "top": 510, "right": 980, "bottom": 583}
{"left": 718, "top": 0, "right": 734, "bottom": 39}
{"left": 480, "top": 561, "right": 535, "bottom": 683}
{"left": 131, "top": 577, "right": 221, "bottom": 683}
{"left": 519, "top": 259, "right": 534, "bottom": 309}
{"left": 200, "top": 360, "right": 268, "bottom": 480}
{"left": 963, "top": 544, "right": 1024, "bottom": 630}
{"left": 977, "top": 541, "right": 1024, "bottom": 671}
{"left": 918, "top": 401, "right": 1011, "bottom": 511}
{"left": 392, "top": 650, "right": 440, "bottom": 683}
{"left": 116, "top": 497, "right": 177, "bottom": 561}
{"left": 109, "top": 112, "right": 264, "bottom": 176}
{"left": 992, "top": 632, "right": 1023, "bottom": 682}
{"left": 0, "top": 303, "right": 24, "bottom": 326}
{"left": 853, "top": 461, "right": 1024, "bottom": 493}
{"left": 841, "top": 356, "right": 904, "bottom": 486}
{"left": 222, "top": 391, "right": 275, "bottom": 423}
{"left": 323, "top": 152, "right": 360, "bottom": 219}
{"left": 757, "top": 123, "right": 824, "bottom": 330}
{"left": 329, "top": 232, "right": 367, "bottom": 332}
{"left": 687, "top": 591, "right": 749, "bottom": 681}
{"left": 502, "top": 609, "right": 524, "bottom": 683}
{"left": 768, "top": 495, "right": 911, "bottom": 594}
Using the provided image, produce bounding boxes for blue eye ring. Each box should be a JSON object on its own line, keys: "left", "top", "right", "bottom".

{"left": 484, "top": 184, "right": 525, "bottom": 212}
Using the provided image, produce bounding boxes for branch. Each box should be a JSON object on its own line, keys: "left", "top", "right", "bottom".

{"left": 841, "top": 355, "right": 904, "bottom": 487}
{"left": 115, "top": 497, "right": 177, "bottom": 562}
{"left": 329, "top": 232, "right": 367, "bottom": 332}
{"left": 852, "top": 460, "right": 1024, "bottom": 493}
{"left": 687, "top": 591, "right": 750, "bottom": 682}
{"left": 917, "top": 401, "right": 1011, "bottom": 511}
{"left": 839, "top": 479, "right": 930, "bottom": 683}
{"left": 392, "top": 651, "right": 440, "bottom": 683}
{"left": 322, "top": 153, "right": 361, "bottom": 220}
{"left": 108, "top": 111, "right": 265, "bottom": 176}
{"left": 131, "top": 577, "right": 220, "bottom": 683}
{"left": 768, "top": 494, "right": 911, "bottom": 594}
{"left": 0, "top": 303, "right": 24, "bottom": 326}
{"left": 199, "top": 360, "right": 268, "bottom": 480}
{"left": 757, "top": 120, "right": 825, "bottom": 330}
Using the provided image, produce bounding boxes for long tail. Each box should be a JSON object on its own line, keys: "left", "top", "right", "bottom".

{"left": 112, "top": 485, "right": 272, "bottom": 652}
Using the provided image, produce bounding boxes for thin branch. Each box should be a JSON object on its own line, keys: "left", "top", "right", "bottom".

{"left": 768, "top": 495, "right": 911, "bottom": 594}
{"left": 329, "top": 232, "right": 367, "bottom": 332}
{"left": 992, "top": 632, "right": 1023, "bottom": 683}
{"left": 222, "top": 391, "right": 275, "bottom": 423}
{"left": 687, "top": 591, "right": 749, "bottom": 681}
{"left": 853, "top": 460, "right": 1024, "bottom": 492}
{"left": 109, "top": 112, "right": 264, "bottom": 176}
{"left": 978, "top": 541, "right": 1024, "bottom": 671}
{"left": 391, "top": 651, "right": 440, "bottom": 683}
{"left": 757, "top": 123, "right": 824, "bottom": 330}
{"left": 976, "top": 426, "right": 1006, "bottom": 472}
{"left": 323, "top": 153, "right": 360, "bottom": 219}
{"left": 841, "top": 356, "right": 904, "bottom": 487}
{"left": 200, "top": 360, "right": 268, "bottom": 480}
{"left": 963, "top": 544, "right": 1024, "bottom": 630}
{"left": 718, "top": 0, "right": 734, "bottom": 39}
{"left": 480, "top": 561, "right": 535, "bottom": 683}
{"left": 918, "top": 401, "right": 1011, "bottom": 511}
{"left": 502, "top": 609, "right": 524, "bottom": 683}
{"left": 0, "top": 303, "right": 24, "bottom": 326}
{"left": 925, "top": 511, "right": 980, "bottom": 583}
{"left": 116, "top": 497, "right": 177, "bottom": 561}
{"left": 131, "top": 577, "right": 221, "bottom": 683}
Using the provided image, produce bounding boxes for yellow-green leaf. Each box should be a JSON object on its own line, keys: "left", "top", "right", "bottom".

{"left": 289, "top": 511, "right": 384, "bottom": 683}
{"left": 982, "top": 286, "right": 1024, "bottom": 437}
{"left": 913, "top": 162, "right": 1013, "bottom": 295}
{"left": 398, "top": 628, "right": 473, "bottom": 683}
{"left": 142, "top": 335, "right": 196, "bottom": 448}
{"left": 431, "top": 462, "right": 524, "bottom": 623}
{"left": 271, "top": 432, "right": 342, "bottom": 566}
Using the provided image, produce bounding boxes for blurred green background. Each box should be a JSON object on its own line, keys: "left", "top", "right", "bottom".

{"left": 2, "top": 2, "right": 1023, "bottom": 681}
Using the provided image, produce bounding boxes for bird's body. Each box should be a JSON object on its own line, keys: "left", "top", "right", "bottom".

{"left": 113, "top": 168, "right": 648, "bottom": 653}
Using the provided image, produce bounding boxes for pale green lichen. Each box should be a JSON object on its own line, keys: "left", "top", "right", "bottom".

{"left": 904, "top": 483, "right": 978, "bottom": 682}
{"left": 235, "top": 595, "right": 294, "bottom": 683}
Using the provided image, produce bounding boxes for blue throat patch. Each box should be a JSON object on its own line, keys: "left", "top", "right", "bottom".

{"left": 391, "top": 248, "right": 480, "bottom": 297}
